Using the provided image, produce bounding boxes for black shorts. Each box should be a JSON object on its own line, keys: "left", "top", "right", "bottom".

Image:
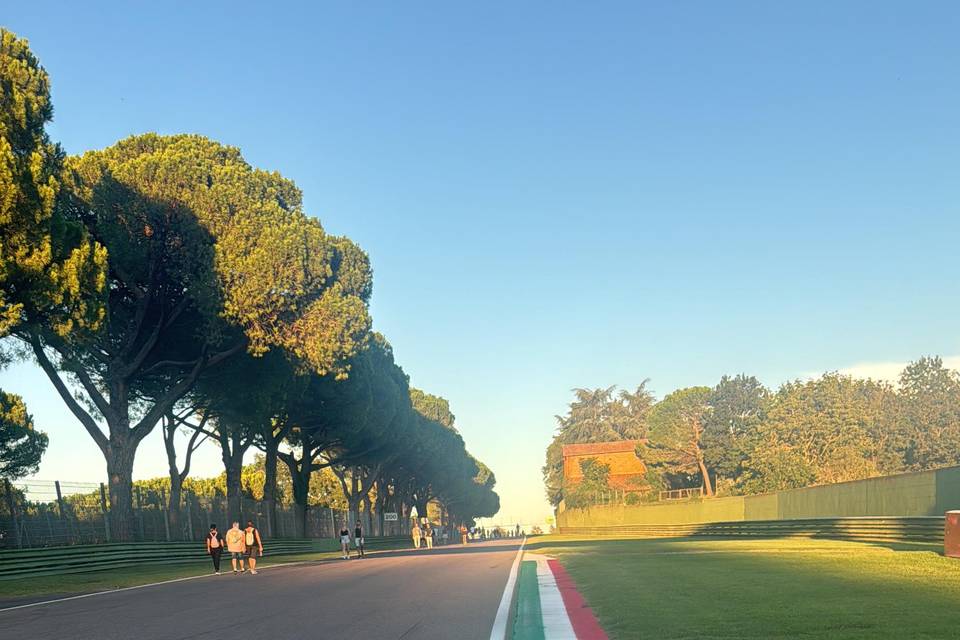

{"left": 244, "top": 547, "right": 259, "bottom": 558}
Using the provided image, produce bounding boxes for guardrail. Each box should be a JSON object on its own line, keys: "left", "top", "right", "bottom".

{"left": 0, "top": 535, "right": 410, "bottom": 581}
{"left": 558, "top": 516, "right": 946, "bottom": 545}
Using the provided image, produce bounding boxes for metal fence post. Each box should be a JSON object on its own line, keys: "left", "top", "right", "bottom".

{"left": 160, "top": 489, "right": 171, "bottom": 542}
{"left": 4, "top": 479, "right": 22, "bottom": 549}
{"left": 185, "top": 491, "right": 194, "bottom": 541}
{"left": 99, "top": 483, "right": 111, "bottom": 543}
{"left": 54, "top": 480, "right": 67, "bottom": 526}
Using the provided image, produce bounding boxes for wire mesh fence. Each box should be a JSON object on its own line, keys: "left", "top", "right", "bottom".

{"left": 0, "top": 479, "right": 358, "bottom": 549}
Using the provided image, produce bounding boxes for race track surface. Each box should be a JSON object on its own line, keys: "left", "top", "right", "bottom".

{"left": 0, "top": 538, "right": 523, "bottom": 640}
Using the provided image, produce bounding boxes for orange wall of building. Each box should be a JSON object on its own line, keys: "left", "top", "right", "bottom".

{"left": 564, "top": 450, "right": 646, "bottom": 481}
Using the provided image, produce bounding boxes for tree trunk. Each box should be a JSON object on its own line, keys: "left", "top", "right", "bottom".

{"left": 349, "top": 473, "right": 361, "bottom": 525}
{"left": 282, "top": 451, "right": 312, "bottom": 538}
{"left": 218, "top": 428, "right": 251, "bottom": 524}
{"left": 224, "top": 457, "right": 243, "bottom": 521}
{"left": 168, "top": 473, "right": 183, "bottom": 540}
{"left": 697, "top": 456, "right": 714, "bottom": 497}
{"left": 162, "top": 415, "right": 183, "bottom": 540}
{"left": 415, "top": 496, "right": 429, "bottom": 521}
{"left": 105, "top": 440, "right": 137, "bottom": 542}
{"left": 263, "top": 440, "right": 279, "bottom": 537}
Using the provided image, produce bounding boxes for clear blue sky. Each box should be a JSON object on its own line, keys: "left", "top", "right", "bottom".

{"left": 3, "top": 2, "right": 959, "bottom": 523}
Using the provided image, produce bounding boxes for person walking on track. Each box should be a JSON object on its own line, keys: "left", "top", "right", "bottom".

{"left": 412, "top": 521, "right": 422, "bottom": 549}
{"left": 354, "top": 521, "right": 365, "bottom": 559}
{"left": 244, "top": 520, "right": 263, "bottom": 575}
{"left": 205, "top": 524, "right": 223, "bottom": 574}
{"left": 225, "top": 521, "right": 245, "bottom": 574}
{"left": 424, "top": 523, "right": 434, "bottom": 549}
{"left": 460, "top": 523, "right": 468, "bottom": 545}
{"left": 339, "top": 523, "right": 351, "bottom": 559}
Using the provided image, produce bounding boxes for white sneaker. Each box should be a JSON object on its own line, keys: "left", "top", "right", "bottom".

{"left": 215, "top": 571, "right": 221, "bottom": 575}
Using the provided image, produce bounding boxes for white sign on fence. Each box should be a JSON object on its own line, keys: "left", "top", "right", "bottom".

{"left": 384, "top": 512, "right": 399, "bottom": 522}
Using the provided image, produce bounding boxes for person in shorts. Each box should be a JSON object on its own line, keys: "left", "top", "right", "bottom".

{"left": 339, "top": 523, "right": 351, "bottom": 560}
{"left": 205, "top": 524, "right": 223, "bottom": 574}
{"left": 354, "top": 521, "right": 365, "bottom": 559}
{"left": 243, "top": 520, "right": 263, "bottom": 575}
{"left": 412, "top": 521, "right": 422, "bottom": 549}
{"left": 460, "top": 523, "right": 469, "bottom": 545}
{"left": 225, "top": 521, "right": 245, "bottom": 574}
{"left": 423, "top": 523, "right": 434, "bottom": 549}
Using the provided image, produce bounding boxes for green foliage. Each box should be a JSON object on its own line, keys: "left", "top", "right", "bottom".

{"left": 740, "top": 374, "right": 896, "bottom": 493}
{"left": 551, "top": 357, "right": 960, "bottom": 501}
{"left": 0, "top": 32, "right": 497, "bottom": 532}
{"left": 62, "top": 133, "right": 372, "bottom": 375}
{"left": 0, "top": 389, "right": 47, "bottom": 478}
{"left": 896, "top": 356, "right": 960, "bottom": 471}
{"left": 564, "top": 457, "right": 612, "bottom": 509}
{"left": 410, "top": 388, "right": 456, "bottom": 429}
{"left": 0, "top": 29, "right": 107, "bottom": 339}
{"left": 702, "top": 375, "right": 769, "bottom": 491}
{"left": 644, "top": 386, "right": 714, "bottom": 494}
{"left": 543, "top": 383, "right": 654, "bottom": 506}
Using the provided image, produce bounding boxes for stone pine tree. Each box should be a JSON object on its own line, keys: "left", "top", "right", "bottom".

{"left": 17, "top": 134, "right": 371, "bottom": 540}
{"left": 0, "top": 390, "right": 48, "bottom": 479}
{"left": 0, "top": 29, "right": 107, "bottom": 342}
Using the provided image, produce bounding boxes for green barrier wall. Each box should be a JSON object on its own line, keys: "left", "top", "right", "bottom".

{"left": 558, "top": 465, "right": 960, "bottom": 529}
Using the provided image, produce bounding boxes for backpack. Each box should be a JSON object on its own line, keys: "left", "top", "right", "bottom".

{"left": 245, "top": 528, "right": 256, "bottom": 546}
{"left": 209, "top": 532, "right": 220, "bottom": 548}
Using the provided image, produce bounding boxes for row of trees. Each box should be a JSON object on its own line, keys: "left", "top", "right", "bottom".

{"left": 0, "top": 29, "right": 498, "bottom": 539}
{"left": 544, "top": 357, "right": 960, "bottom": 506}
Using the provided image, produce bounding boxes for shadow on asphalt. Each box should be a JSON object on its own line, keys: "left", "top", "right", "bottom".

{"left": 367, "top": 539, "right": 524, "bottom": 560}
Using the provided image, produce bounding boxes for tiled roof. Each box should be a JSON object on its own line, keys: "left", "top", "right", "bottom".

{"left": 561, "top": 440, "right": 642, "bottom": 457}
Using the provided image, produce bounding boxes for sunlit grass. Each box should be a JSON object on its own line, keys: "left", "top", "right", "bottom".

{"left": 0, "top": 539, "right": 408, "bottom": 601}
{"left": 527, "top": 535, "right": 960, "bottom": 640}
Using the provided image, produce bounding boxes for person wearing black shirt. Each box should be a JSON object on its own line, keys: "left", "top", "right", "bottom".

{"left": 354, "top": 521, "right": 365, "bottom": 558}
{"left": 339, "top": 524, "right": 351, "bottom": 560}
{"left": 205, "top": 524, "right": 224, "bottom": 574}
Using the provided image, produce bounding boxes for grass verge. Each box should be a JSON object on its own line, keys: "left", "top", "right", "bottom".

{"left": 0, "top": 538, "right": 412, "bottom": 602}
{"left": 526, "top": 535, "right": 960, "bottom": 640}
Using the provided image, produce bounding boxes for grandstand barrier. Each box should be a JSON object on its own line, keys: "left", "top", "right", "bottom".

{"left": 558, "top": 516, "right": 946, "bottom": 545}
{"left": 0, "top": 535, "right": 410, "bottom": 581}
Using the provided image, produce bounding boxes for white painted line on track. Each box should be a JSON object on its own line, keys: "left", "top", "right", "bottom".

{"left": 488, "top": 537, "right": 526, "bottom": 640}
{"left": 0, "top": 559, "right": 316, "bottom": 614}
{"left": 533, "top": 555, "right": 577, "bottom": 639}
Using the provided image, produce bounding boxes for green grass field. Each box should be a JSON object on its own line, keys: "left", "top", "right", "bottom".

{"left": 0, "top": 538, "right": 413, "bottom": 602}
{"left": 526, "top": 536, "right": 960, "bottom": 640}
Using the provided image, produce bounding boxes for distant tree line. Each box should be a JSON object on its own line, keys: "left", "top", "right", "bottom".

{"left": 544, "top": 357, "right": 960, "bottom": 507}
{"left": 0, "top": 29, "right": 498, "bottom": 539}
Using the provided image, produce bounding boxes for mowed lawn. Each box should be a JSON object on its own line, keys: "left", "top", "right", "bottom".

{"left": 0, "top": 538, "right": 413, "bottom": 602}
{"left": 526, "top": 536, "right": 960, "bottom": 640}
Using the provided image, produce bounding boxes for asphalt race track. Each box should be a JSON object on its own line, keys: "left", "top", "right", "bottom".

{"left": 0, "top": 538, "right": 523, "bottom": 640}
